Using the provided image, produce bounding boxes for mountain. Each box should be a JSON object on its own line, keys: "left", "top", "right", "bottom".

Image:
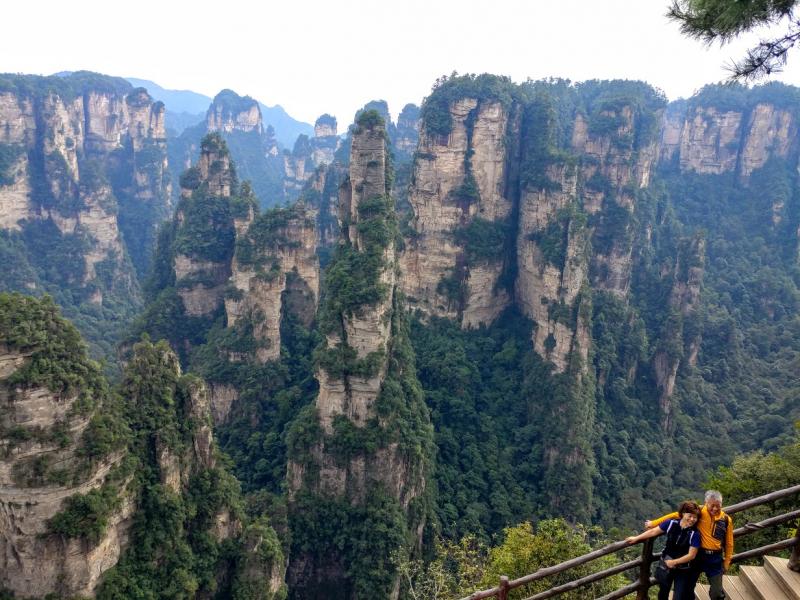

{"left": 125, "top": 77, "right": 313, "bottom": 148}
{"left": 125, "top": 76, "right": 211, "bottom": 114}
{"left": 167, "top": 90, "right": 286, "bottom": 209}
{"left": 0, "top": 293, "right": 287, "bottom": 599}
{"left": 0, "top": 71, "right": 171, "bottom": 367}
{"left": 258, "top": 102, "right": 314, "bottom": 149}
{"left": 5, "top": 70, "right": 800, "bottom": 600}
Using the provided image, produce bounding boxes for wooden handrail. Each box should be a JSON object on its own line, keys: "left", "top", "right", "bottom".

{"left": 455, "top": 483, "right": 800, "bottom": 600}
{"left": 724, "top": 484, "right": 800, "bottom": 515}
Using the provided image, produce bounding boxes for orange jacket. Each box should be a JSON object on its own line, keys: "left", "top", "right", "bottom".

{"left": 652, "top": 505, "right": 734, "bottom": 569}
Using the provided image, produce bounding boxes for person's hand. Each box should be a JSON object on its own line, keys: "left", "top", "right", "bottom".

{"left": 625, "top": 536, "right": 637, "bottom": 544}
{"left": 644, "top": 520, "right": 654, "bottom": 530}
{"left": 665, "top": 559, "right": 676, "bottom": 569}
{"left": 722, "top": 566, "right": 728, "bottom": 574}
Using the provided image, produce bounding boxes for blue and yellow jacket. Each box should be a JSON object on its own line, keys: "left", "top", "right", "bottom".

{"left": 652, "top": 505, "right": 734, "bottom": 569}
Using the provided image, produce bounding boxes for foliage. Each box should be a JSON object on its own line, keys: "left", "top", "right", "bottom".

{"left": 315, "top": 113, "right": 337, "bottom": 129}
{"left": 172, "top": 189, "right": 235, "bottom": 263}
{"left": 0, "top": 293, "right": 107, "bottom": 405}
{"left": 95, "top": 339, "right": 285, "bottom": 600}
{"left": 421, "top": 73, "right": 525, "bottom": 137}
{"left": 692, "top": 428, "right": 800, "bottom": 562}
{"left": 197, "top": 309, "right": 321, "bottom": 494}
{"left": 211, "top": 89, "right": 259, "bottom": 121}
{"left": 0, "top": 71, "right": 132, "bottom": 102}
{"left": 394, "top": 521, "right": 625, "bottom": 600}
{"left": 454, "top": 218, "right": 509, "bottom": 264}
{"left": 667, "top": 0, "right": 800, "bottom": 81}
{"left": 356, "top": 109, "right": 386, "bottom": 130}
{"left": 46, "top": 484, "right": 122, "bottom": 544}
{"left": 410, "top": 310, "right": 544, "bottom": 538}
{"left": 478, "top": 520, "right": 625, "bottom": 599}
{"left": 316, "top": 189, "right": 397, "bottom": 335}
{"left": 235, "top": 204, "right": 309, "bottom": 267}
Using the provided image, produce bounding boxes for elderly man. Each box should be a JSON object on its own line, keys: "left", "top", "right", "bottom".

{"left": 646, "top": 490, "right": 734, "bottom": 600}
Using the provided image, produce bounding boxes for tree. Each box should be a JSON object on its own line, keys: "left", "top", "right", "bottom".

{"left": 667, "top": 0, "right": 800, "bottom": 80}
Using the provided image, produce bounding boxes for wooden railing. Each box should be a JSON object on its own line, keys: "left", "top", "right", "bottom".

{"left": 457, "top": 484, "right": 800, "bottom": 600}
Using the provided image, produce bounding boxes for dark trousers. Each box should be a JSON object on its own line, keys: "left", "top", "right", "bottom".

{"left": 658, "top": 568, "right": 696, "bottom": 600}
{"left": 693, "top": 552, "right": 725, "bottom": 600}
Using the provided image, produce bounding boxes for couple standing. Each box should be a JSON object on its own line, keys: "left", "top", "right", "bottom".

{"left": 626, "top": 490, "right": 734, "bottom": 600}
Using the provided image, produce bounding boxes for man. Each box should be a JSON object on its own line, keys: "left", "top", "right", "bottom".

{"left": 646, "top": 490, "right": 734, "bottom": 600}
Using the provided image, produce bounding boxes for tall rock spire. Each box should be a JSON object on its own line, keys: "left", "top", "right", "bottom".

{"left": 286, "top": 110, "right": 434, "bottom": 599}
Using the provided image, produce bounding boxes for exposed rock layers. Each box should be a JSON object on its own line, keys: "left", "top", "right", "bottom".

{"left": 399, "top": 98, "right": 516, "bottom": 326}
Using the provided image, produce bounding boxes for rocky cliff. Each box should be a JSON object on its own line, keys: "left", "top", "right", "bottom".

{"left": 286, "top": 110, "right": 433, "bottom": 599}
{"left": 659, "top": 84, "right": 800, "bottom": 183}
{"left": 284, "top": 114, "right": 342, "bottom": 198}
{"left": 135, "top": 134, "right": 320, "bottom": 425}
{"left": 393, "top": 103, "right": 421, "bottom": 161}
{"left": 1, "top": 292, "right": 288, "bottom": 598}
{"left": 0, "top": 73, "right": 170, "bottom": 364}
{"left": 0, "top": 77, "right": 167, "bottom": 281}
{"left": 225, "top": 203, "right": 319, "bottom": 363}
{"left": 206, "top": 90, "right": 262, "bottom": 135}
{"left": 399, "top": 94, "right": 518, "bottom": 327}
{"left": 168, "top": 89, "right": 285, "bottom": 209}
{"left": 173, "top": 134, "right": 236, "bottom": 318}
{"left": 653, "top": 235, "right": 705, "bottom": 431}
{"left": 0, "top": 294, "right": 132, "bottom": 598}
{"left": 312, "top": 114, "right": 340, "bottom": 167}
{"left": 283, "top": 134, "right": 314, "bottom": 198}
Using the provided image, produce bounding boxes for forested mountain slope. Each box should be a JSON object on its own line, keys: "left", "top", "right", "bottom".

{"left": 0, "top": 293, "right": 286, "bottom": 599}
{"left": 2, "top": 73, "right": 799, "bottom": 600}
{"left": 0, "top": 72, "right": 171, "bottom": 368}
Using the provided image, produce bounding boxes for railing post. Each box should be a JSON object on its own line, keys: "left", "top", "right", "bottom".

{"left": 635, "top": 537, "right": 655, "bottom": 600}
{"left": 498, "top": 576, "right": 509, "bottom": 600}
{"left": 788, "top": 523, "right": 800, "bottom": 572}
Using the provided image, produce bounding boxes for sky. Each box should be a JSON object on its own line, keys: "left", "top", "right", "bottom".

{"left": 3, "top": 0, "right": 800, "bottom": 127}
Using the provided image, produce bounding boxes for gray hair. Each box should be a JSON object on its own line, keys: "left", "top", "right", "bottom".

{"left": 705, "top": 490, "right": 723, "bottom": 503}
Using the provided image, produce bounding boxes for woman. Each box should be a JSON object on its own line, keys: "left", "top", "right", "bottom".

{"left": 626, "top": 501, "right": 702, "bottom": 600}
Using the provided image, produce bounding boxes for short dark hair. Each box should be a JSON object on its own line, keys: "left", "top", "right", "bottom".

{"left": 678, "top": 501, "right": 701, "bottom": 517}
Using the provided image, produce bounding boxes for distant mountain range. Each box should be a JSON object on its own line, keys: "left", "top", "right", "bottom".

{"left": 50, "top": 73, "right": 312, "bottom": 148}
{"left": 126, "top": 77, "right": 313, "bottom": 147}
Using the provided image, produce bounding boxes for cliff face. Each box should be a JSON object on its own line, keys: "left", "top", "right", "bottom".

{"left": 1, "top": 293, "right": 287, "bottom": 598}
{"left": 653, "top": 235, "right": 705, "bottom": 430}
{"left": 659, "top": 86, "right": 800, "bottom": 183}
{"left": 173, "top": 135, "right": 236, "bottom": 318}
{"left": 300, "top": 163, "right": 345, "bottom": 251}
{"left": 393, "top": 103, "right": 421, "bottom": 161}
{"left": 286, "top": 111, "right": 433, "bottom": 599}
{"left": 283, "top": 134, "right": 314, "bottom": 198}
{"left": 399, "top": 97, "right": 516, "bottom": 327}
{"left": 577, "top": 107, "right": 660, "bottom": 296}
{"left": 312, "top": 114, "right": 340, "bottom": 167}
{"left": 0, "top": 74, "right": 171, "bottom": 364}
{"left": 0, "top": 81, "right": 168, "bottom": 287}
{"left": 145, "top": 134, "right": 320, "bottom": 423}
{"left": 225, "top": 204, "right": 319, "bottom": 363}
{"left": 167, "top": 89, "right": 285, "bottom": 209}
{"left": 0, "top": 294, "right": 131, "bottom": 598}
{"left": 206, "top": 90, "right": 263, "bottom": 134}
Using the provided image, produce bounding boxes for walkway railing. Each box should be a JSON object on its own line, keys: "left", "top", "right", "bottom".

{"left": 458, "top": 484, "right": 800, "bottom": 600}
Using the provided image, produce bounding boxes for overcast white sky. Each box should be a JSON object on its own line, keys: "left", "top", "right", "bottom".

{"left": 3, "top": 0, "right": 800, "bottom": 126}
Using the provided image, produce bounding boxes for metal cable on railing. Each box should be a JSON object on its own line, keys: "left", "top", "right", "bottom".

{"left": 456, "top": 484, "right": 800, "bottom": 600}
